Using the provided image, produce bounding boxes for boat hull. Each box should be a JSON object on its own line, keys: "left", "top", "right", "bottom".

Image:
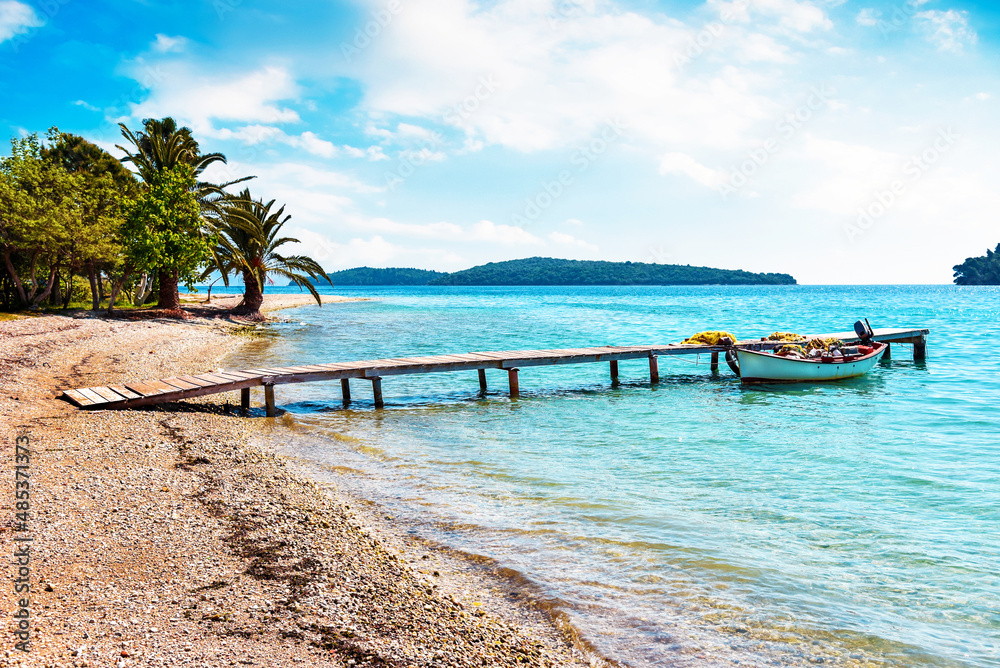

{"left": 736, "top": 345, "right": 886, "bottom": 383}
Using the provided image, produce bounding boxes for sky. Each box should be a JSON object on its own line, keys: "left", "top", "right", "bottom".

{"left": 1, "top": 0, "right": 998, "bottom": 284}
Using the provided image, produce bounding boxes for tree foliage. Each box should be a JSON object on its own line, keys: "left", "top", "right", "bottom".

{"left": 0, "top": 134, "right": 78, "bottom": 307}
{"left": 953, "top": 244, "right": 1000, "bottom": 285}
{"left": 122, "top": 165, "right": 209, "bottom": 288}
{"left": 205, "top": 189, "right": 330, "bottom": 319}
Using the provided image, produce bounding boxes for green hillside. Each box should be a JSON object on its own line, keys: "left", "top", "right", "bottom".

{"left": 428, "top": 257, "right": 796, "bottom": 286}
{"left": 323, "top": 266, "right": 446, "bottom": 285}
{"left": 304, "top": 258, "right": 796, "bottom": 287}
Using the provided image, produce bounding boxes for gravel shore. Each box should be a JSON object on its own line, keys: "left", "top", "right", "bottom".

{"left": 0, "top": 297, "right": 596, "bottom": 668}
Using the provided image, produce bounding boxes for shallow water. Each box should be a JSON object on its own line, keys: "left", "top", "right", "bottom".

{"left": 221, "top": 285, "right": 1000, "bottom": 667}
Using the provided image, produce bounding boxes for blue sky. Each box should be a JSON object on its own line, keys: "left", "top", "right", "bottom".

{"left": 2, "top": 0, "right": 997, "bottom": 283}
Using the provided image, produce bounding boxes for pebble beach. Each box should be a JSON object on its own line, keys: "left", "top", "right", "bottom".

{"left": 0, "top": 295, "right": 594, "bottom": 668}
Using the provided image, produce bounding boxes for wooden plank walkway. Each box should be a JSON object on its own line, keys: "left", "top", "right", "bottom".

{"left": 61, "top": 327, "right": 929, "bottom": 415}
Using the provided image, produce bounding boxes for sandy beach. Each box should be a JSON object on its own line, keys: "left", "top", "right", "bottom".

{"left": 1, "top": 295, "right": 594, "bottom": 668}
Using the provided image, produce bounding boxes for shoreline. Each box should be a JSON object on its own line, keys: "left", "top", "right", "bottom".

{"left": 0, "top": 295, "right": 595, "bottom": 667}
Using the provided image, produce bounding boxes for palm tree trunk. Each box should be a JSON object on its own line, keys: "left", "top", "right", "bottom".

{"left": 234, "top": 270, "right": 264, "bottom": 319}
{"left": 158, "top": 269, "right": 180, "bottom": 311}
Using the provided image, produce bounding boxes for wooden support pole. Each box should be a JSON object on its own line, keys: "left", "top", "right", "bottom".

{"left": 241, "top": 387, "right": 250, "bottom": 411}
{"left": 341, "top": 378, "right": 351, "bottom": 403}
{"left": 710, "top": 352, "right": 719, "bottom": 371}
{"left": 914, "top": 335, "right": 927, "bottom": 362}
{"left": 371, "top": 376, "right": 384, "bottom": 408}
{"left": 478, "top": 368, "right": 487, "bottom": 392}
{"left": 264, "top": 384, "right": 276, "bottom": 417}
{"left": 648, "top": 355, "right": 659, "bottom": 384}
{"left": 507, "top": 368, "right": 519, "bottom": 398}
{"left": 610, "top": 360, "right": 619, "bottom": 386}
{"left": 882, "top": 342, "right": 891, "bottom": 361}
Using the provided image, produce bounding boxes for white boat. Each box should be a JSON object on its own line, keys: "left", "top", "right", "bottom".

{"left": 734, "top": 342, "right": 887, "bottom": 383}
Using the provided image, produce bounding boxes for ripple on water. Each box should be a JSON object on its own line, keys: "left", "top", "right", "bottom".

{"left": 226, "top": 285, "right": 1000, "bottom": 667}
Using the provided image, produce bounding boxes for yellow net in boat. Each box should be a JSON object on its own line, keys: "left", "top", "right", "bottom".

{"left": 805, "top": 337, "right": 844, "bottom": 352}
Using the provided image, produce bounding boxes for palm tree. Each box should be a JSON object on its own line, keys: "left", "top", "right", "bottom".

{"left": 206, "top": 189, "right": 331, "bottom": 320}
{"left": 116, "top": 117, "right": 252, "bottom": 310}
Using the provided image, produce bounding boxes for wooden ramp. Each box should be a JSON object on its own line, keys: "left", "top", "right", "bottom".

{"left": 62, "top": 328, "right": 929, "bottom": 415}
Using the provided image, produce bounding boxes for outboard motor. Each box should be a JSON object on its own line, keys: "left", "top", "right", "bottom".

{"left": 854, "top": 319, "right": 874, "bottom": 343}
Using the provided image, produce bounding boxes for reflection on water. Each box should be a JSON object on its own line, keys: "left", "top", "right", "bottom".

{"left": 226, "top": 285, "right": 1000, "bottom": 667}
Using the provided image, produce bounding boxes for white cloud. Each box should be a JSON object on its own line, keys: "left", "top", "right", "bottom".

{"left": 468, "top": 220, "right": 543, "bottom": 245}
{"left": 737, "top": 33, "right": 794, "bottom": 63}
{"left": 856, "top": 8, "right": 879, "bottom": 27}
{"left": 129, "top": 64, "right": 300, "bottom": 135}
{"left": 659, "top": 152, "right": 726, "bottom": 188}
{"left": 153, "top": 34, "right": 188, "bottom": 53}
{"left": 0, "top": 0, "right": 43, "bottom": 43}
{"left": 916, "top": 10, "right": 977, "bottom": 53}
{"left": 711, "top": 0, "right": 832, "bottom": 32}
{"left": 295, "top": 131, "right": 338, "bottom": 158}
{"left": 548, "top": 231, "right": 599, "bottom": 251}
{"left": 282, "top": 229, "right": 468, "bottom": 270}
{"left": 759, "top": 0, "right": 832, "bottom": 33}
{"left": 345, "top": 0, "right": 816, "bottom": 153}
{"left": 782, "top": 135, "right": 913, "bottom": 213}
{"left": 343, "top": 145, "right": 390, "bottom": 161}
{"left": 73, "top": 100, "right": 100, "bottom": 112}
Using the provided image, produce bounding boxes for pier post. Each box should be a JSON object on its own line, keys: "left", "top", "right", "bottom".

{"left": 610, "top": 360, "right": 619, "bottom": 386}
{"left": 371, "top": 377, "right": 384, "bottom": 408}
{"left": 241, "top": 387, "right": 250, "bottom": 412}
{"left": 507, "top": 368, "right": 520, "bottom": 398}
{"left": 478, "top": 368, "right": 488, "bottom": 393}
{"left": 710, "top": 352, "right": 719, "bottom": 371}
{"left": 341, "top": 378, "right": 351, "bottom": 403}
{"left": 648, "top": 355, "right": 659, "bottom": 384}
{"left": 882, "top": 343, "right": 891, "bottom": 361}
{"left": 264, "top": 383, "right": 276, "bottom": 417}
{"left": 914, "top": 335, "right": 927, "bottom": 361}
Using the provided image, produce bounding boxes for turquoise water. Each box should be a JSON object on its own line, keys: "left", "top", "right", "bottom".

{"left": 220, "top": 285, "right": 1000, "bottom": 667}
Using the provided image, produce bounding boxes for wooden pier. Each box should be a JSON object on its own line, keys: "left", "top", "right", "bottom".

{"left": 61, "top": 328, "right": 929, "bottom": 416}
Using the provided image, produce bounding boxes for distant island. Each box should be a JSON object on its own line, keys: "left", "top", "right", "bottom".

{"left": 322, "top": 267, "right": 446, "bottom": 285}
{"left": 953, "top": 244, "right": 1000, "bottom": 285}
{"left": 303, "top": 257, "right": 796, "bottom": 286}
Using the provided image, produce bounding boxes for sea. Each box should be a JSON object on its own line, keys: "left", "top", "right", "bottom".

{"left": 204, "top": 284, "right": 999, "bottom": 667}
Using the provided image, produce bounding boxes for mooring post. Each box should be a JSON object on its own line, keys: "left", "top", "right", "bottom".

{"left": 478, "top": 368, "right": 487, "bottom": 393}
{"left": 371, "top": 377, "right": 384, "bottom": 408}
{"left": 882, "top": 342, "right": 891, "bottom": 361}
{"left": 610, "top": 360, "right": 619, "bottom": 386}
{"left": 264, "top": 383, "right": 276, "bottom": 418}
{"left": 710, "top": 352, "right": 719, "bottom": 371}
{"left": 241, "top": 387, "right": 250, "bottom": 412}
{"left": 507, "top": 368, "right": 520, "bottom": 398}
{"left": 914, "top": 335, "right": 927, "bottom": 361}
{"left": 648, "top": 355, "right": 659, "bottom": 384}
{"left": 341, "top": 378, "right": 351, "bottom": 403}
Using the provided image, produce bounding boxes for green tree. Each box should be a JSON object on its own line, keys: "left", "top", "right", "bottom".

{"left": 0, "top": 134, "right": 76, "bottom": 308}
{"left": 116, "top": 117, "right": 250, "bottom": 309}
{"left": 205, "top": 189, "right": 330, "bottom": 320}
{"left": 44, "top": 129, "right": 136, "bottom": 309}
{"left": 122, "top": 165, "right": 211, "bottom": 311}
{"left": 953, "top": 244, "right": 1000, "bottom": 285}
